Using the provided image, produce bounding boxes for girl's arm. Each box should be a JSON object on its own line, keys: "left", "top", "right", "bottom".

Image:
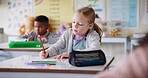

{"left": 45, "top": 30, "right": 70, "bottom": 57}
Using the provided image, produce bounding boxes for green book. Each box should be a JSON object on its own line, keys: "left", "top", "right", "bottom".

{"left": 9, "top": 41, "right": 42, "bottom": 48}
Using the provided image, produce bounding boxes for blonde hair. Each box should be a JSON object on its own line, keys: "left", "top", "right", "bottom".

{"left": 75, "top": 7, "right": 103, "bottom": 42}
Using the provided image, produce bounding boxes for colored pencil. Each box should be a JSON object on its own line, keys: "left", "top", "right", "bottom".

{"left": 38, "top": 36, "right": 46, "bottom": 56}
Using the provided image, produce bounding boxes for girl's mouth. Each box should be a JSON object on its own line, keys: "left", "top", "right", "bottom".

{"left": 74, "top": 29, "right": 77, "bottom": 32}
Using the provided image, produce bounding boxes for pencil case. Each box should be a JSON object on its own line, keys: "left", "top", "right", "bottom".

{"left": 69, "top": 50, "right": 106, "bottom": 67}
{"left": 8, "top": 41, "right": 42, "bottom": 48}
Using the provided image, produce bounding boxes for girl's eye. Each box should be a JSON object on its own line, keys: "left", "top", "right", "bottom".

{"left": 78, "top": 23, "right": 83, "bottom": 26}
{"left": 72, "top": 21, "right": 75, "bottom": 24}
{"left": 72, "top": 21, "right": 83, "bottom": 26}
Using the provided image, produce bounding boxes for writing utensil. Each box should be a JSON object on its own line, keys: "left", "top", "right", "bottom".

{"left": 103, "top": 57, "right": 115, "bottom": 70}
{"left": 32, "top": 61, "right": 57, "bottom": 65}
{"left": 38, "top": 35, "right": 46, "bottom": 56}
{"left": 26, "top": 62, "right": 46, "bottom": 66}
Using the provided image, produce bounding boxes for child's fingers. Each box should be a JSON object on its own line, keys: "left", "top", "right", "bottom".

{"left": 54, "top": 55, "right": 62, "bottom": 59}
{"left": 28, "top": 36, "right": 33, "bottom": 41}
{"left": 39, "top": 51, "right": 44, "bottom": 57}
{"left": 62, "top": 54, "right": 68, "bottom": 58}
{"left": 60, "top": 54, "right": 67, "bottom": 59}
{"left": 54, "top": 54, "right": 68, "bottom": 59}
{"left": 54, "top": 55, "right": 59, "bottom": 59}
{"left": 60, "top": 55, "right": 64, "bottom": 59}
{"left": 38, "top": 35, "right": 41, "bottom": 38}
{"left": 39, "top": 51, "right": 48, "bottom": 59}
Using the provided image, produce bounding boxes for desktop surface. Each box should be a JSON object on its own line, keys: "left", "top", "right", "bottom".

{"left": 0, "top": 55, "right": 114, "bottom": 78}
{"left": 0, "top": 55, "right": 114, "bottom": 73}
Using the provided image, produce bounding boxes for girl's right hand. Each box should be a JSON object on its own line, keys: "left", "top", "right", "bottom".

{"left": 39, "top": 51, "right": 49, "bottom": 59}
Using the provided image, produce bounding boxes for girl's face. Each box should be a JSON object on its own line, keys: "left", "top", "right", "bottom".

{"left": 72, "top": 12, "right": 93, "bottom": 36}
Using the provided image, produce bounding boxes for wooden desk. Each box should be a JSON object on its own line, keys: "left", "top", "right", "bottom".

{"left": 0, "top": 55, "right": 114, "bottom": 78}
{"left": 102, "top": 36, "right": 128, "bottom": 55}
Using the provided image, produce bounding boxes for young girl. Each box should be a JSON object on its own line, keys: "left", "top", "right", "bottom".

{"left": 39, "top": 7, "right": 103, "bottom": 59}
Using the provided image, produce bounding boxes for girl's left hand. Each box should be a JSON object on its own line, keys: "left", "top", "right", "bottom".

{"left": 54, "top": 53, "right": 69, "bottom": 59}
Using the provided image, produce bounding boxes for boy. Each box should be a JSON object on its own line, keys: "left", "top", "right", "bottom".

{"left": 21, "top": 15, "right": 57, "bottom": 44}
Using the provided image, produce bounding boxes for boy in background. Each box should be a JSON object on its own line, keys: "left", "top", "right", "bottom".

{"left": 21, "top": 15, "right": 57, "bottom": 44}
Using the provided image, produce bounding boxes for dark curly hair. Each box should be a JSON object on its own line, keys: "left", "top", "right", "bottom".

{"left": 35, "top": 15, "right": 49, "bottom": 27}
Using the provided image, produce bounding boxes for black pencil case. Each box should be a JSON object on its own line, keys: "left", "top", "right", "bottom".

{"left": 69, "top": 50, "right": 106, "bottom": 67}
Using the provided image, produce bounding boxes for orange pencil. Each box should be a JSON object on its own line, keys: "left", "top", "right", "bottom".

{"left": 38, "top": 35, "right": 46, "bottom": 56}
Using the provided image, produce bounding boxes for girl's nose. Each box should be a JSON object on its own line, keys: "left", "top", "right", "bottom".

{"left": 74, "top": 23, "right": 79, "bottom": 28}
{"left": 34, "top": 27, "right": 37, "bottom": 30}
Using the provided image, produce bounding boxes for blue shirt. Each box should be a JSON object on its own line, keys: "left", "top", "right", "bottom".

{"left": 72, "top": 39, "right": 86, "bottom": 51}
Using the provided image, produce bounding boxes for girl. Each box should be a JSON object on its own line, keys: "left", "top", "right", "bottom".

{"left": 39, "top": 7, "right": 103, "bottom": 59}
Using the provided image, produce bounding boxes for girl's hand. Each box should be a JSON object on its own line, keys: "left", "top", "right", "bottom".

{"left": 54, "top": 53, "right": 69, "bottom": 59}
{"left": 39, "top": 51, "right": 49, "bottom": 59}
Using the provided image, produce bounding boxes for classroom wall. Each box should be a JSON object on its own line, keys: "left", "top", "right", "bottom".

{"left": 121, "top": 4, "right": 148, "bottom": 35}
{"left": 0, "top": 0, "right": 147, "bottom": 37}
{"left": 0, "top": 0, "right": 8, "bottom": 42}
{"left": 0, "top": 0, "right": 8, "bottom": 28}
{"left": 104, "top": 0, "right": 148, "bottom": 36}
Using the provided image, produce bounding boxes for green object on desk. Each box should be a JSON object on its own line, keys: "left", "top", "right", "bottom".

{"left": 32, "top": 61, "right": 57, "bottom": 65}
{"left": 8, "top": 41, "right": 42, "bottom": 48}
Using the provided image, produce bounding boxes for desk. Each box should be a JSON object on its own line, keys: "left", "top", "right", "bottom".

{"left": 0, "top": 55, "right": 114, "bottom": 78}
{"left": 102, "top": 36, "right": 128, "bottom": 55}
{"left": 0, "top": 43, "right": 51, "bottom": 59}
{"left": 0, "top": 42, "right": 51, "bottom": 51}
{"left": 130, "top": 37, "right": 140, "bottom": 53}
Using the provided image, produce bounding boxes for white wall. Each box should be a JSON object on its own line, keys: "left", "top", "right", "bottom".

{"left": 0, "top": 0, "right": 8, "bottom": 28}
{"left": 0, "top": 0, "right": 147, "bottom": 39}
{"left": 0, "top": 0, "right": 8, "bottom": 42}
